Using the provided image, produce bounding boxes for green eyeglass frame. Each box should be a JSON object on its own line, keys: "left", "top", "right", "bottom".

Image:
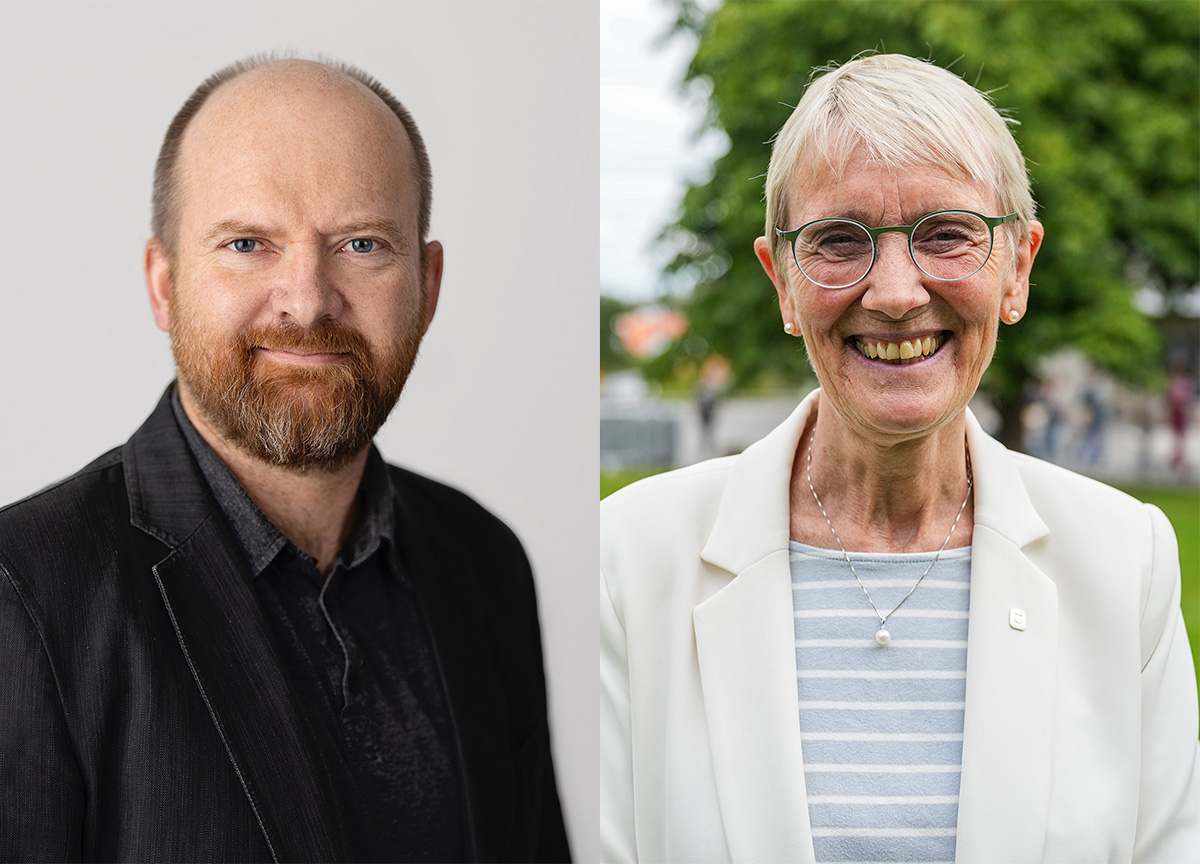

{"left": 775, "top": 210, "right": 1020, "bottom": 289}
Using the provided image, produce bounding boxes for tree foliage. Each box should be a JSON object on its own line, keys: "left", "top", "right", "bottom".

{"left": 601, "top": 295, "right": 633, "bottom": 371}
{"left": 663, "top": 0, "right": 1198, "bottom": 439}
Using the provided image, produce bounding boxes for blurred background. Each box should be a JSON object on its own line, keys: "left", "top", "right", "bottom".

{"left": 600, "top": 0, "right": 1198, "bottom": 689}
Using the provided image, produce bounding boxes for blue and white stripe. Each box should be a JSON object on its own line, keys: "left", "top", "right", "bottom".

{"left": 790, "top": 541, "right": 971, "bottom": 864}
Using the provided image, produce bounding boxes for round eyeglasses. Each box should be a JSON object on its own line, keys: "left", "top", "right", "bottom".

{"left": 775, "top": 210, "right": 1019, "bottom": 289}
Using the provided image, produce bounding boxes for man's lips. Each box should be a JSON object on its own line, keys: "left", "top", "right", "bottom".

{"left": 254, "top": 346, "right": 352, "bottom": 366}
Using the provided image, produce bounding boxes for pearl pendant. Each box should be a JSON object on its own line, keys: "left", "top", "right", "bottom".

{"left": 875, "top": 626, "right": 891, "bottom": 646}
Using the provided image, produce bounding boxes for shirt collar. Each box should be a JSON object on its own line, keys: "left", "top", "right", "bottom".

{"left": 170, "top": 385, "right": 396, "bottom": 579}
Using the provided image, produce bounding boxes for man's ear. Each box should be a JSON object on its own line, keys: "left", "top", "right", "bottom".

{"left": 145, "top": 238, "right": 173, "bottom": 332}
{"left": 420, "top": 240, "right": 444, "bottom": 334}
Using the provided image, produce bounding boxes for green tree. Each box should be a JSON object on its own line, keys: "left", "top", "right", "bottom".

{"left": 664, "top": 0, "right": 1199, "bottom": 448}
{"left": 601, "top": 295, "right": 634, "bottom": 372}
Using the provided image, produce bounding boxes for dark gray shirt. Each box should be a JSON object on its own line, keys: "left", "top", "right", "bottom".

{"left": 171, "top": 390, "right": 462, "bottom": 862}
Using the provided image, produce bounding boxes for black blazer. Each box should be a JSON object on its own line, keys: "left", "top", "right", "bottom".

{"left": 0, "top": 388, "right": 570, "bottom": 863}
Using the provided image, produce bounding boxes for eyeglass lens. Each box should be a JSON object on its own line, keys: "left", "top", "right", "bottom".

{"left": 794, "top": 211, "right": 995, "bottom": 288}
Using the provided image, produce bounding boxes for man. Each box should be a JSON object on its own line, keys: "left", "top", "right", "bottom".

{"left": 0, "top": 56, "right": 569, "bottom": 862}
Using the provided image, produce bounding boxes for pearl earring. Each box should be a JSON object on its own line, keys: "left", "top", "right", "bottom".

{"left": 1008, "top": 310, "right": 1021, "bottom": 323}
{"left": 784, "top": 322, "right": 795, "bottom": 335}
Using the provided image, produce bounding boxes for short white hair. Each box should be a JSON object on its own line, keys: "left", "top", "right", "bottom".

{"left": 764, "top": 54, "right": 1036, "bottom": 260}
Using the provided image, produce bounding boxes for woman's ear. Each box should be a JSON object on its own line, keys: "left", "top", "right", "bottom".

{"left": 755, "top": 235, "right": 796, "bottom": 331}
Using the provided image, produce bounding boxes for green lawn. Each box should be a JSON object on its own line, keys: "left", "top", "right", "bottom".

{"left": 602, "top": 471, "right": 1200, "bottom": 694}
{"left": 600, "top": 469, "right": 665, "bottom": 501}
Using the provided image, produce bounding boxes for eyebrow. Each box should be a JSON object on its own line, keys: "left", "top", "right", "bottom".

{"left": 200, "top": 218, "right": 407, "bottom": 246}
{"left": 200, "top": 220, "right": 277, "bottom": 246}
{"left": 333, "top": 218, "right": 405, "bottom": 241}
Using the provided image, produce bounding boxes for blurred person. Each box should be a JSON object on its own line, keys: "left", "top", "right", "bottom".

{"left": 1078, "top": 367, "right": 1113, "bottom": 466}
{"left": 1131, "top": 387, "right": 1159, "bottom": 480}
{"left": 696, "top": 354, "right": 731, "bottom": 458}
{"left": 1037, "top": 376, "right": 1070, "bottom": 464}
{"left": 1167, "top": 362, "right": 1195, "bottom": 475}
{"left": 0, "top": 57, "right": 568, "bottom": 862}
{"left": 601, "top": 54, "right": 1198, "bottom": 863}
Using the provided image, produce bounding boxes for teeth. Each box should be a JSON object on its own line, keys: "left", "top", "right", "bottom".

{"left": 855, "top": 334, "right": 945, "bottom": 363}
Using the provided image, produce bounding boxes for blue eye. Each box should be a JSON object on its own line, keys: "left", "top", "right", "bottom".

{"left": 229, "top": 238, "right": 258, "bottom": 253}
{"left": 348, "top": 238, "right": 376, "bottom": 253}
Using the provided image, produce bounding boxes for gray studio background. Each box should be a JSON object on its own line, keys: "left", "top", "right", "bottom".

{"left": 0, "top": 0, "right": 599, "bottom": 856}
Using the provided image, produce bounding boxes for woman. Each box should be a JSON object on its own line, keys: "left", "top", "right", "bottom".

{"left": 600, "top": 55, "right": 1199, "bottom": 863}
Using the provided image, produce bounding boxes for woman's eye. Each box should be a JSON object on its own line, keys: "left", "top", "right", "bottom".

{"left": 347, "top": 238, "right": 376, "bottom": 253}
{"left": 229, "top": 238, "right": 259, "bottom": 253}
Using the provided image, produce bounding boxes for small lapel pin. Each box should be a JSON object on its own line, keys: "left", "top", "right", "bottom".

{"left": 1009, "top": 608, "right": 1027, "bottom": 631}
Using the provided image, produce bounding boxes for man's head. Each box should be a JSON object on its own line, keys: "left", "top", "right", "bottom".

{"left": 150, "top": 55, "right": 433, "bottom": 262}
{"left": 144, "top": 57, "right": 442, "bottom": 470}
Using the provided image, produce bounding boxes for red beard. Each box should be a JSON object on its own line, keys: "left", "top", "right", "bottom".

{"left": 170, "top": 301, "right": 419, "bottom": 470}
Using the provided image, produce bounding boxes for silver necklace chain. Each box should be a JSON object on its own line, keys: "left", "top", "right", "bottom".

{"left": 805, "top": 435, "right": 972, "bottom": 646}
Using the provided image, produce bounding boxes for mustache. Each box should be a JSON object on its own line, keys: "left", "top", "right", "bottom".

{"left": 237, "top": 322, "right": 371, "bottom": 358}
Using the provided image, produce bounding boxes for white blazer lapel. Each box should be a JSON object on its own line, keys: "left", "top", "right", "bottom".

{"left": 955, "top": 415, "right": 1058, "bottom": 862}
{"left": 693, "top": 552, "right": 816, "bottom": 863}
{"left": 688, "top": 397, "right": 1060, "bottom": 862}
{"left": 694, "top": 393, "right": 818, "bottom": 863}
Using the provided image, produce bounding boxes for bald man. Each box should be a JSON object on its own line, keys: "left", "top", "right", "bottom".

{"left": 0, "top": 57, "right": 569, "bottom": 863}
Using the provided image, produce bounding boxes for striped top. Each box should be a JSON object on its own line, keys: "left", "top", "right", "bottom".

{"left": 789, "top": 541, "right": 972, "bottom": 864}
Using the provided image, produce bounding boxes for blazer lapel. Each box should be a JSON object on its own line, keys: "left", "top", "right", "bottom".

{"left": 125, "top": 389, "right": 344, "bottom": 862}
{"left": 153, "top": 525, "right": 346, "bottom": 863}
{"left": 693, "top": 552, "right": 816, "bottom": 863}
{"left": 694, "top": 393, "right": 819, "bottom": 863}
{"left": 692, "top": 395, "right": 1061, "bottom": 862}
{"left": 955, "top": 416, "right": 1058, "bottom": 863}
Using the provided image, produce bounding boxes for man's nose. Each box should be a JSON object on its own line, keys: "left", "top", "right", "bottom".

{"left": 273, "top": 244, "right": 343, "bottom": 326}
{"left": 859, "top": 232, "right": 930, "bottom": 319}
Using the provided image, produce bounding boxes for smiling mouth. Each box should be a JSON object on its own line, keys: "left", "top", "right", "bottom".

{"left": 852, "top": 332, "right": 947, "bottom": 365}
{"left": 256, "top": 347, "right": 352, "bottom": 364}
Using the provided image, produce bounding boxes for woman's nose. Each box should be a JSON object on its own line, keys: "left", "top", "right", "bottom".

{"left": 858, "top": 233, "right": 931, "bottom": 319}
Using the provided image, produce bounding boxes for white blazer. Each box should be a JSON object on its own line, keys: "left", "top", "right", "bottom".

{"left": 601, "top": 390, "right": 1199, "bottom": 863}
